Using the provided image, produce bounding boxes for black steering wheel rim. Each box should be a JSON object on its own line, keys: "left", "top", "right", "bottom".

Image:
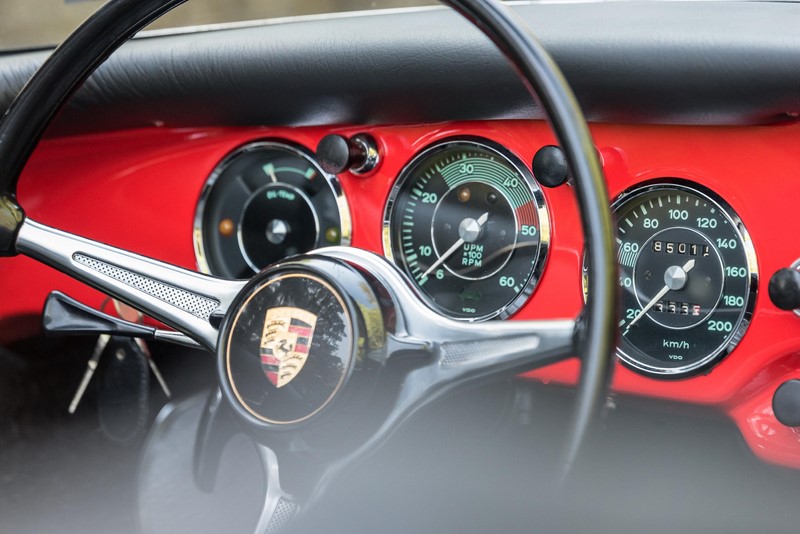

{"left": 0, "top": 0, "right": 617, "bottom": 513}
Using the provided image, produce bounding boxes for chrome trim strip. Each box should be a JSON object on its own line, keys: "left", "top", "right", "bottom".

{"left": 16, "top": 219, "right": 246, "bottom": 349}
{"left": 135, "top": 4, "right": 477, "bottom": 40}
{"left": 319, "top": 246, "right": 575, "bottom": 368}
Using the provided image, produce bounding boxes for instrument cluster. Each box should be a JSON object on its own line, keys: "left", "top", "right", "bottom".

{"left": 14, "top": 121, "right": 799, "bottom": 468}
{"left": 195, "top": 133, "right": 759, "bottom": 381}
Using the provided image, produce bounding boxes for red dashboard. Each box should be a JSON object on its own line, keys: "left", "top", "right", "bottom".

{"left": 4, "top": 120, "right": 800, "bottom": 468}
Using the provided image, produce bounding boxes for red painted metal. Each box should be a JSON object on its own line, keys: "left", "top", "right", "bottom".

{"left": 4, "top": 120, "right": 800, "bottom": 468}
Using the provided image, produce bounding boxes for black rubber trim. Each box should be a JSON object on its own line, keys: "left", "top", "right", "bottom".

{"left": 1, "top": 1, "right": 800, "bottom": 142}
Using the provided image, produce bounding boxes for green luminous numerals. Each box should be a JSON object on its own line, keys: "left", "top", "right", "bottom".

{"left": 385, "top": 139, "right": 550, "bottom": 321}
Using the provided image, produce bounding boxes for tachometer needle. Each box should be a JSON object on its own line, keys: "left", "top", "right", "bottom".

{"left": 623, "top": 258, "right": 695, "bottom": 336}
{"left": 420, "top": 212, "right": 489, "bottom": 280}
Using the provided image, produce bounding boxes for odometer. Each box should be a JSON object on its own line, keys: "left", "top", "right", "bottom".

{"left": 384, "top": 139, "right": 549, "bottom": 321}
{"left": 601, "top": 181, "right": 757, "bottom": 378}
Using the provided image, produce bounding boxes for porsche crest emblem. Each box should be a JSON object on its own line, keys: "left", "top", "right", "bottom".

{"left": 260, "top": 307, "right": 317, "bottom": 388}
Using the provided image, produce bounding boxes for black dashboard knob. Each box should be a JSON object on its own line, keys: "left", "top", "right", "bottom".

{"left": 768, "top": 268, "right": 800, "bottom": 311}
{"left": 532, "top": 145, "right": 570, "bottom": 188}
{"left": 773, "top": 380, "right": 800, "bottom": 427}
{"left": 316, "top": 133, "right": 379, "bottom": 175}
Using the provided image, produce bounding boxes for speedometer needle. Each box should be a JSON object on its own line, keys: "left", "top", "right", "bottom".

{"left": 623, "top": 258, "right": 696, "bottom": 336}
{"left": 420, "top": 212, "right": 489, "bottom": 280}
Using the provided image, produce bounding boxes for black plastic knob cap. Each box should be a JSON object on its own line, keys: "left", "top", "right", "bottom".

{"left": 532, "top": 145, "right": 570, "bottom": 188}
{"left": 773, "top": 380, "right": 800, "bottom": 427}
{"left": 316, "top": 134, "right": 353, "bottom": 175}
{"left": 768, "top": 268, "right": 800, "bottom": 311}
{"left": 316, "top": 133, "right": 379, "bottom": 175}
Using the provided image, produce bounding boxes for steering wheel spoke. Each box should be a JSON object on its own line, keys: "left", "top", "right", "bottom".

{"left": 417, "top": 318, "right": 575, "bottom": 377}
{"left": 252, "top": 445, "right": 299, "bottom": 534}
{"left": 16, "top": 218, "right": 245, "bottom": 349}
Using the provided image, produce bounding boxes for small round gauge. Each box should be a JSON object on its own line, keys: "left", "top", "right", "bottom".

{"left": 194, "top": 141, "right": 350, "bottom": 279}
{"left": 384, "top": 138, "right": 549, "bottom": 321}
{"left": 587, "top": 180, "right": 757, "bottom": 378}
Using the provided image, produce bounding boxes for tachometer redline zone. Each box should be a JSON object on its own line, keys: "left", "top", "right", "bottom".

{"left": 384, "top": 139, "right": 549, "bottom": 321}
{"left": 602, "top": 181, "right": 757, "bottom": 378}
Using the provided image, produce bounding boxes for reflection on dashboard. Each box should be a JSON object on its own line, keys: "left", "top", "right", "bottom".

{"left": 383, "top": 138, "right": 549, "bottom": 322}
{"left": 585, "top": 180, "right": 757, "bottom": 378}
{"left": 193, "top": 141, "right": 350, "bottom": 279}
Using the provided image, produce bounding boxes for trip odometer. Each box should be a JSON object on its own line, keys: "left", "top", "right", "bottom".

{"left": 384, "top": 139, "right": 549, "bottom": 321}
{"left": 607, "top": 180, "right": 757, "bottom": 378}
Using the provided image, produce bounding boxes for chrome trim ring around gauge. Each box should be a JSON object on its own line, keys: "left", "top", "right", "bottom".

{"left": 193, "top": 140, "right": 351, "bottom": 277}
{"left": 608, "top": 180, "right": 758, "bottom": 378}
{"left": 383, "top": 137, "right": 550, "bottom": 322}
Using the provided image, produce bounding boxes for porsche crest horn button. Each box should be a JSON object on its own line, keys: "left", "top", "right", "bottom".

{"left": 218, "top": 257, "right": 385, "bottom": 428}
{"left": 261, "top": 307, "right": 317, "bottom": 388}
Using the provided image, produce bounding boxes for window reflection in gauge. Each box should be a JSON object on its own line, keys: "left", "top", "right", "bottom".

{"left": 383, "top": 138, "right": 550, "bottom": 321}
{"left": 194, "top": 141, "right": 350, "bottom": 279}
{"left": 584, "top": 180, "right": 757, "bottom": 378}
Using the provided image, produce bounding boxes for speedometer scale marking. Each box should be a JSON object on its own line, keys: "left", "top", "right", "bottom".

{"left": 608, "top": 181, "right": 757, "bottom": 378}
{"left": 385, "top": 139, "right": 549, "bottom": 321}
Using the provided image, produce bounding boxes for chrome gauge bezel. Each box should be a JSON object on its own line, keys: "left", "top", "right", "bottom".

{"left": 383, "top": 137, "right": 550, "bottom": 322}
{"left": 608, "top": 179, "right": 758, "bottom": 378}
{"left": 193, "top": 140, "right": 352, "bottom": 277}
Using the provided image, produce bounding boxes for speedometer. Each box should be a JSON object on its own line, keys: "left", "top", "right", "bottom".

{"left": 594, "top": 180, "right": 757, "bottom": 378}
{"left": 383, "top": 138, "right": 549, "bottom": 321}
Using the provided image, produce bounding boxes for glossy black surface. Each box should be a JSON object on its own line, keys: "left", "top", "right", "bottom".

{"left": 224, "top": 273, "right": 352, "bottom": 425}
{"left": 768, "top": 268, "right": 800, "bottom": 311}
{"left": 0, "top": 0, "right": 187, "bottom": 193}
{"left": 239, "top": 184, "right": 317, "bottom": 270}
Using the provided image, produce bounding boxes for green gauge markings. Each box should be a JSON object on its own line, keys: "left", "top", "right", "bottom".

{"left": 385, "top": 139, "right": 550, "bottom": 321}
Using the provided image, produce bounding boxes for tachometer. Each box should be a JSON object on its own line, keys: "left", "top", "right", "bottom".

{"left": 384, "top": 139, "right": 549, "bottom": 321}
{"left": 591, "top": 180, "right": 757, "bottom": 378}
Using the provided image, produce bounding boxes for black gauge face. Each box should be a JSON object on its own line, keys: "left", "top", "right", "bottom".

{"left": 384, "top": 139, "right": 549, "bottom": 321}
{"left": 194, "top": 142, "right": 350, "bottom": 279}
{"left": 586, "top": 181, "right": 757, "bottom": 378}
